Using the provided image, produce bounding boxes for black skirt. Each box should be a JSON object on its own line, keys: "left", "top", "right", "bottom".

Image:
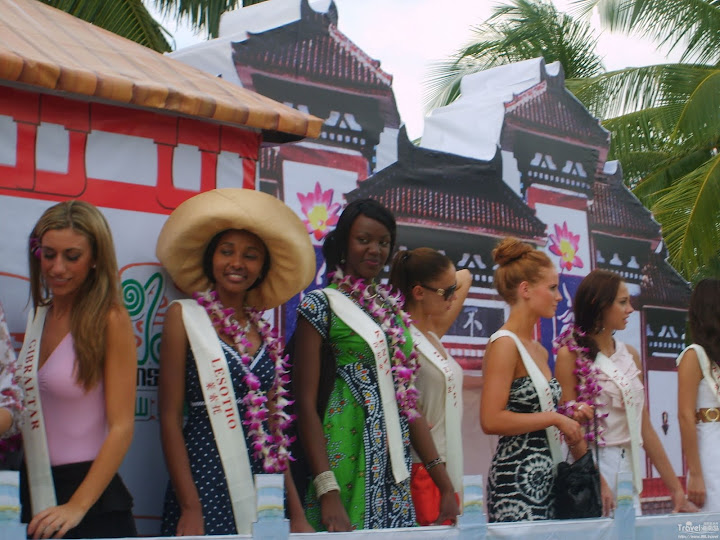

{"left": 20, "top": 460, "right": 137, "bottom": 538}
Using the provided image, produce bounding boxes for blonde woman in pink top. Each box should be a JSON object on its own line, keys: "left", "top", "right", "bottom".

{"left": 17, "top": 201, "right": 137, "bottom": 539}
{"left": 555, "top": 269, "right": 695, "bottom": 517}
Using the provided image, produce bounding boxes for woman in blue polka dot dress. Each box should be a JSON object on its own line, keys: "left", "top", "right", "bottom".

{"left": 155, "top": 189, "right": 316, "bottom": 535}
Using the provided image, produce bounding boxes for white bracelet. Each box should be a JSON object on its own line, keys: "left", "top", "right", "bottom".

{"left": 313, "top": 470, "right": 340, "bottom": 498}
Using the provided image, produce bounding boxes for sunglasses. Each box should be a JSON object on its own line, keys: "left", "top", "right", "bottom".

{"left": 420, "top": 282, "right": 458, "bottom": 301}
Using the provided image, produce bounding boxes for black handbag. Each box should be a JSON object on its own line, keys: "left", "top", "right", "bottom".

{"left": 553, "top": 416, "right": 602, "bottom": 519}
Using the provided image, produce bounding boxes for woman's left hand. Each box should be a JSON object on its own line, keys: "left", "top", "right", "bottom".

{"left": 434, "top": 489, "right": 460, "bottom": 525}
{"left": 27, "top": 502, "right": 86, "bottom": 539}
{"left": 672, "top": 489, "right": 699, "bottom": 513}
{"left": 572, "top": 402, "right": 595, "bottom": 423}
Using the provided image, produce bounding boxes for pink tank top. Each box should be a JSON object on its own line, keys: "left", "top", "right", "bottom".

{"left": 38, "top": 334, "right": 107, "bottom": 466}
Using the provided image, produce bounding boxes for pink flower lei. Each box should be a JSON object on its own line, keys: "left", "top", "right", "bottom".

{"left": 329, "top": 267, "right": 421, "bottom": 420}
{"left": 193, "top": 289, "right": 294, "bottom": 473}
{"left": 553, "top": 324, "right": 607, "bottom": 443}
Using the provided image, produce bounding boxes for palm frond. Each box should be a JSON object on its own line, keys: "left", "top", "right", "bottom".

{"left": 424, "top": 0, "right": 602, "bottom": 110}
{"left": 648, "top": 153, "right": 720, "bottom": 278}
{"left": 42, "top": 0, "right": 172, "bottom": 52}
{"left": 573, "top": 0, "right": 720, "bottom": 65}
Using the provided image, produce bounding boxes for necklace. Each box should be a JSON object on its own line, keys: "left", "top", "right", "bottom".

{"left": 329, "top": 268, "right": 420, "bottom": 420}
{"left": 554, "top": 325, "right": 607, "bottom": 443}
{"left": 193, "top": 289, "right": 294, "bottom": 473}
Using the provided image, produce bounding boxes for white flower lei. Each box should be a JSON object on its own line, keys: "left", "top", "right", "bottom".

{"left": 329, "top": 268, "right": 421, "bottom": 420}
{"left": 193, "top": 289, "right": 294, "bottom": 472}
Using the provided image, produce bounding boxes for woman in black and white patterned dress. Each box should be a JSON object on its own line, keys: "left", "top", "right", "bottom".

{"left": 480, "top": 238, "right": 584, "bottom": 522}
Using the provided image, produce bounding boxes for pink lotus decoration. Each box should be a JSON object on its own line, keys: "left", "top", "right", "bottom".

{"left": 549, "top": 221, "right": 584, "bottom": 271}
{"left": 298, "top": 182, "right": 341, "bottom": 241}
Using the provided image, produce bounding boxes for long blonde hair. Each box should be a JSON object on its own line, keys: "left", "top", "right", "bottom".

{"left": 29, "top": 201, "right": 121, "bottom": 389}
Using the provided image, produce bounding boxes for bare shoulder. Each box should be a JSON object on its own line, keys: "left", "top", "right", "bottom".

{"left": 106, "top": 304, "right": 133, "bottom": 335}
{"left": 625, "top": 342, "right": 642, "bottom": 368}
{"left": 555, "top": 346, "right": 578, "bottom": 371}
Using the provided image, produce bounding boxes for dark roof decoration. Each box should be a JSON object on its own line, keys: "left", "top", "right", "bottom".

{"left": 346, "top": 127, "right": 547, "bottom": 241}
{"left": 589, "top": 164, "right": 661, "bottom": 240}
{"left": 504, "top": 68, "right": 609, "bottom": 146}
{"left": 231, "top": 0, "right": 392, "bottom": 94}
{"left": 259, "top": 147, "right": 282, "bottom": 180}
{"left": 639, "top": 253, "right": 691, "bottom": 309}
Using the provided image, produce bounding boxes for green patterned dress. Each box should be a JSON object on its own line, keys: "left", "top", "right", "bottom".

{"left": 297, "top": 286, "right": 416, "bottom": 530}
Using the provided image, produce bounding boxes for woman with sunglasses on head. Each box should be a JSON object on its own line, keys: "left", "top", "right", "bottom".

{"left": 481, "top": 237, "right": 584, "bottom": 522}
{"left": 292, "top": 199, "right": 460, "bottom": 531}
{"left": 555, "top": 269, "right": 696, "bottom": 516}
{"left": 389, "top": 248, "right": 470, "bottom": 526}
{"left": 677, "top": 279, "right": 720, "bottom": 511}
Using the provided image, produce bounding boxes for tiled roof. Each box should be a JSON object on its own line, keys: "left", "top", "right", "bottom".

{"left": 639, "top": 253, "right": 691, "bottom": 309}
{"left": 231, "top": 0, "right": 392, "bottom": 94}
{"left": 346, "top": 128, "right": 546, "bottom": 240}
{"left": 589, "top": 166, "right": 660, "bottom": 240}
{"left": 504, "top": 78, "right": 609, "bottom": 146}
{"left": 0, "top": 0, "right": 322, "bottom": 139}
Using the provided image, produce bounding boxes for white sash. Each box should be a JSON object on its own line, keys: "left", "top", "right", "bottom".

{"left": 323, "top": 288, "right": 409, "bottom": 483}
{"left": 677, "top": 344, "right": 720, "bottom": 404}
{"left": 409, "top": 326, "right": 463, "bottom": 494}
{"left": 176, "top": 300, "right": 256, "bottom": 533}
{"left": 17, "top": 306, "right": 57, "bottom": 515}
{"left": 595, "top": 348, "right": 644, "bottom": 494}
{"left": 490, "top": 330, "right": 562, "bottom": 464}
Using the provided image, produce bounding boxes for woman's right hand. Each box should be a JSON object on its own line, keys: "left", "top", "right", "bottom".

{"left": 176, "top": 506, "right": 204, "bottom": 536}
{"left": 320, "top": 490, "right": 352, "bottom": 532}
{"left": 555, "top": 413, "right": 583, "bottom": 447}
{"left": 687, "top": 473, "right": 706, "bottom": 509}
{"left": 600, "top": 474, "right": 615, "bottom": 517}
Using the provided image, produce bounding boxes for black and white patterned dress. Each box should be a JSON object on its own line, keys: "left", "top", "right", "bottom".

{"left": 161, "top": 340, "right": 274, "bottom": 535}
{"left": 487, "top": 376, "right": 561, "bottom": 522}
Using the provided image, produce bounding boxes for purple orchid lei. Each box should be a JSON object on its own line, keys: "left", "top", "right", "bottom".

{"left": 553, "top": 324, "right": 607, "bottom": 443}
{"left": 193, "top": 289, "right": 294, "bottom": 473}
{"left": 329, "top": 268, "right": 421, "bottom": 421}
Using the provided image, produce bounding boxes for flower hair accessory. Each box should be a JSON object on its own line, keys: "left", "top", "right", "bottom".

{"left": 553, "top": 324, "right": 607, "bottom": 443}
{"left": 193, "top": 289, "right": 294, "bottom": 473}
{"left": 328, "top": 267, "right": 421, "bottom": 420}
{"left": 29, "top": 237, "right": 41, "bottom": 259}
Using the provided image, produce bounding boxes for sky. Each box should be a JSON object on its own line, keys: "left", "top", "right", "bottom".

{"left": 149, "top": 0, "right": 678, "bottom": 140}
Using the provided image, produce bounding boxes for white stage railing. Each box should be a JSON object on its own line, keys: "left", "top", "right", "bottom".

{"left": 2, "top": 473, "right": 718, "bottom": 540}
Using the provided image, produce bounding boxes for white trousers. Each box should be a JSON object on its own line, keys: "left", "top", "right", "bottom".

{"left": 597, "top": 444, "right": 642, "bottom": 516}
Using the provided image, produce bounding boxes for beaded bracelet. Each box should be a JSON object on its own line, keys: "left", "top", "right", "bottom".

{"left": 425, "top": 457, "right": 445, "bottom": 471}
{"left": 313, "top": 470, "right": 340, "bottom": 498}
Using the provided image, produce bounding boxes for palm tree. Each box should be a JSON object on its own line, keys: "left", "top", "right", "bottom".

{"left": 424, "top": 0, "right": 604, "bottom": 111}
{"left": 569, "top": 0, "right": 720, "bottom": 281}
{"left": 426, "top": 0, "right": 720, "bottom": 281}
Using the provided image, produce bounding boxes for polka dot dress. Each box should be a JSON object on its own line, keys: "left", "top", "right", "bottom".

{"left": 161, "top": 340, "right": 275, "bottom": 536}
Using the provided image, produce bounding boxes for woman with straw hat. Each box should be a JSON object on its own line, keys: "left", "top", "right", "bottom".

{"left": 155, "top": 188, "right": 316, "bottom": 536}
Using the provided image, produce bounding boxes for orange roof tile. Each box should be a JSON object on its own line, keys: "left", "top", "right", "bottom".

{"left": 0, "top": 0, "right": 323, "bottom": 139}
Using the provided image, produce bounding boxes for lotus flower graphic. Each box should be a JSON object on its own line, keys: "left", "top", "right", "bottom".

{"left": 298, "top": 182, "right": 341, "bottom": 241}
{"left": 548, "top": 222, "right": 584, "bottom": 271}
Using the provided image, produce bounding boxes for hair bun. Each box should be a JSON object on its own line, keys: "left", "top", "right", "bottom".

{"left": 492, "top": 237, "right": 532, "bottom": 267}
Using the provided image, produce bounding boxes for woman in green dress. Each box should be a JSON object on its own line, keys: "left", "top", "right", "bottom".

{"left": 292, "top": 199, "right": 459, "bottom": 531}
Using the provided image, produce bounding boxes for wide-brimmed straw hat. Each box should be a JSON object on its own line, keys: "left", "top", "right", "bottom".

{"left": 156, "top": 188, "right": 315, "bottom": 310}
